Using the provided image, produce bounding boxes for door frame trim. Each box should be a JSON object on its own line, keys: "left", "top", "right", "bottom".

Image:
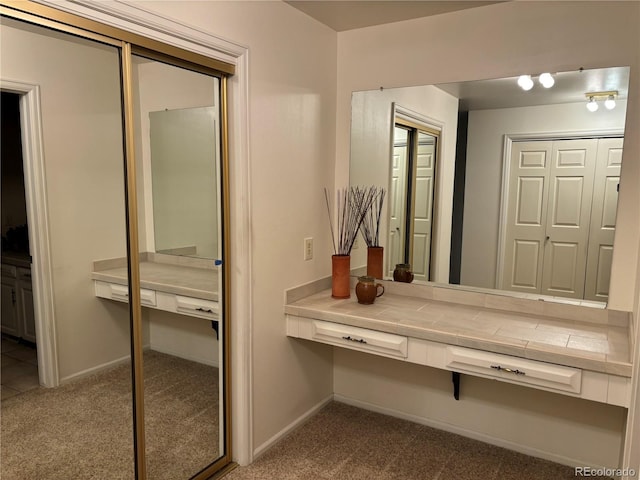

{"left": 496, "top": 129, "right": 625, "bottom": 291}
{"left": 1, "top": 79, "right": 59, "bottom": 388}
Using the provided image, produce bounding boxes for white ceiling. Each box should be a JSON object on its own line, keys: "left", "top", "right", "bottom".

{"left": 284, "top": 1, "right": 504, "bottom": 32}
{"left": 436, "top": 67, "right": 630, "bottom": 111}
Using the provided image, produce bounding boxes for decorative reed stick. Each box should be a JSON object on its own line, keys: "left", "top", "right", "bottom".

{"left": 359, "top": 187, "right": 386, "bottom": 247}
{"left": 324, "top": 187, "right": 375, "bottom": 255}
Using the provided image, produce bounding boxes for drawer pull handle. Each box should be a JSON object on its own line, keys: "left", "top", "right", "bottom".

{"left": 342, "top": 335, "right": 367, "bottom": 344}
{"left": 491, "top": 365, "right": 526, "bottom": 375}
{"left": 196, "top": 307, "right": 214, "bottom": 314}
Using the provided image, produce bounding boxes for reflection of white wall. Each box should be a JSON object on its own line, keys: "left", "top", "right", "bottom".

{"left": 133, "top": 60, "right": 218, "bottom": 255}
{"left": 350, "top": 86, "right": 458, "bottom": 282}
{"left": 462, "top": 100, "right": 628, "bottom": 289}
{"left": 150, "top": 106, "right": 218, "bottom": 258}
{"left": 0, "top": 20, "right": 130, "bottom": 380}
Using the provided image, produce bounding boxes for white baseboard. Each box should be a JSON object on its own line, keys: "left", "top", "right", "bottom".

{"left": 253, "top": 394, "right": 334, "bottom": 459}
{"left": 334, "top": 394, "right": 608, "bottom": 471}
{"left": 60, "top": 354, "right": 131, "bottom": 384}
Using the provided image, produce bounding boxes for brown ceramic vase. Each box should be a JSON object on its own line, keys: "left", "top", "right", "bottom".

{"left": 366, "top": 246, "right": 384, "bottom": 280}
{"left": 393, "top": 263, "right": 414, "bottom": 283}
{"left": 331, "top": 254, "right": 351, "bottom": 299}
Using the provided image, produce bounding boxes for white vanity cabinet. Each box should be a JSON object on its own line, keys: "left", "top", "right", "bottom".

{"left": 94, "top": 279, "right": 219, "bottom": 321}
{"left": 285, "top": 281, "right": 633, "bottom": 409}
{"left": 287, "top": 315, "right": 631, "bottom": 407}
{"left": 91, "top": 254, "right": 220, "bottom": 322}
{"left": 1, "top": 262, "right": 36, "bottom": 343}
{"left": 1, "top": 264, "right": 21, "bottom": 337}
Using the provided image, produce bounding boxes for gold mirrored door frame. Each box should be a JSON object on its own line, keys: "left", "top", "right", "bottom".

{"left": 0, "top": 2, "right": 234, "bottom": 479}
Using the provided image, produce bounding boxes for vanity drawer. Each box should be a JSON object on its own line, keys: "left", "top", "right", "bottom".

{"left": 156, "top": 292, "right": 219, "bottom": 320}
{"left": 95, "top": 281, "right": 157, "bottom": 307}
{"left": 306, "top": 320, "right": 408, "bottom": 359}
{"left": 445, "top": 346, "right": 582, "bottom": 394}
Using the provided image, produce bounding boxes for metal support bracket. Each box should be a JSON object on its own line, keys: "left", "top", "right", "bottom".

{"left": 452, "top": 371, "right": 461, "bottom": 400}
{"left": 211, "top": 321, "right": 219, "bottom": 339}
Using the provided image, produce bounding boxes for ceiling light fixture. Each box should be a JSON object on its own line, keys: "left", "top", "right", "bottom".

{"left": 517, "top": 74, "right": 534, "bottom": 91}
{"left": 539, "top": 72, "right": 555, "bottom": 88}
{"left": 585, "top": 91, "right": 618, "bottom": 112}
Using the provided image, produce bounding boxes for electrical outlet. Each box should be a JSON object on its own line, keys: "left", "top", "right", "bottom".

{"left": 304, "top": 237, "right": 313, "bottom": 261}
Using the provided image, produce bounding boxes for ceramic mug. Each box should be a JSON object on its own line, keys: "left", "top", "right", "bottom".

{"left": 355, "top": 275, "right": 385, "bottom": 305}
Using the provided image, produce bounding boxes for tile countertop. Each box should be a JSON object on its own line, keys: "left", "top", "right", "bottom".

{"left": 91, "top": 253, "right": 219, "bottom": 301}
{"left": 284, "top": 279, "right": 632, "bottom": 377}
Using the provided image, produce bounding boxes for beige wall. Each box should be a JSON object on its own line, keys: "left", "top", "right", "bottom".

{"left": 336, "top": 1, "right": 639, "bottom": 467}
{"left": 0, "top": 20, "right": 131, "bottom": 380}
{"left": 137, "top": 0, "right": 338, "bottom": 453}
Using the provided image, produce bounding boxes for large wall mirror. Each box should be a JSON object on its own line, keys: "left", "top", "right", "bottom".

{"left": 1, "top": 3, "right": 232, "bottom": 479}
{"left": 350, "top": 66, "right": 630, "bottom": 305}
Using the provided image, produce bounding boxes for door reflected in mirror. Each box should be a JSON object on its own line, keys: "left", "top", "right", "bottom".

{"left": 390, "top": 124, "right": 438, "bottom": 282}
{"left": 350, "top": 66, "right": 630, "bottom": 305}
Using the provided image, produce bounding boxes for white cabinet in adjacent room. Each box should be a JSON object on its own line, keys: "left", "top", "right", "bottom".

{"left": 1, "top": 262, "right": 36, "bottom": 343}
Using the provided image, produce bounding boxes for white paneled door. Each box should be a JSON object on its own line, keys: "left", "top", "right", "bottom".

{"left": 501, "top": 137, "right": 623, "bottom": 301}
{"left": 389, "top": 128, "right": 408, "bottom": 277}
{"left": 502, "top": 141, "right": 553, "bottom": 294}
{"left": 584, "top": 138, "right": 623, "bottom": 301}
{"left": 411, "top": 134, "right": 436, "bottom": 283}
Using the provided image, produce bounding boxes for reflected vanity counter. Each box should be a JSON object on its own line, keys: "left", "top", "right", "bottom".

{"left": 285, "top": 278, "right": 633, "bottom": 407}
{"left": 91, "top": 252, "right": 219, "bottom": 320}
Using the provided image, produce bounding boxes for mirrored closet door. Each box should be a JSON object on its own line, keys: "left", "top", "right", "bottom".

{"left": 131, "top": 53, "right": 226, "bottom": 479}
{"left": 0, "top": 16, "right": 135, "bottom": 478}
{"left": 0, "top": 3, "right": 232, "bottom": 479}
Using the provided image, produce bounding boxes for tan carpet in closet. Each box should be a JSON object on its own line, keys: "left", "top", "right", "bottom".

{"left": 1, "top": 351, "right": 219, "bottom": 480}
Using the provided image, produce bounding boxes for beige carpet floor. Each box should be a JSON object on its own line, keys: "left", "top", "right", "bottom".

{"left": 1, "top": 351, "right": 219, "bottom": 480}
{"left": 226, "top": 401, "right": 611, "bottom": 480}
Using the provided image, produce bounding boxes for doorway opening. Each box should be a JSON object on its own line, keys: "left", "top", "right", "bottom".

{"left": 1, "top": 81, "right": 58, "bottom": 390}
{"left": 1, "top": 91, "right": 39, "bottom": 398}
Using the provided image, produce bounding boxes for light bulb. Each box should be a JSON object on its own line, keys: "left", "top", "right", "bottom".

{"left": 539, "top": 72, "right": 554, "bottom": 88}
{"left": 605, "top": 95, "right": 616, "bottom": 110}
{"left": 587, "top": 97, "right": 598, "bottom": 112}
{"left": 517, "top": 75, "right": 534, "bottom": 91}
